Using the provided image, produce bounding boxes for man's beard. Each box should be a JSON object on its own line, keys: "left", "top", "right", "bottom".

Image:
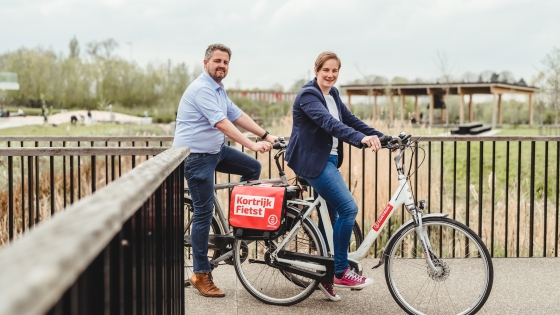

{"left": 209, "top": 68, "right": 226, "bottom": 82}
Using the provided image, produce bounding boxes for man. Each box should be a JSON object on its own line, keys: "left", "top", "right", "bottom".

{"left": 173, "top": 43, "right": 277, "bottom": 297}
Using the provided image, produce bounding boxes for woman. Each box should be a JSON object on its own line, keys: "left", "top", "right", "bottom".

{"left": 285, "top": 52, "right": 384, "bottom": 301}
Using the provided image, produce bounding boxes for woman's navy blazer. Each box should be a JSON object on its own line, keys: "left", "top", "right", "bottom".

{"left": 285, "top": 78, "right": 384, "bottom": 178}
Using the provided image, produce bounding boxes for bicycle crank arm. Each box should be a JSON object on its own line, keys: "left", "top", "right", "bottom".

{"left": 211, "top": 250, "right": 233, "bottom": 266}
{"left": 273, "top": 252, "right": 334, "bottom": 283}
{"left": 248, "top": 259, "right": 267, "bottom": 264}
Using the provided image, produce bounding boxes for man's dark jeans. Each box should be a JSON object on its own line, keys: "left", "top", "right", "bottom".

{"left": 185, "top": 145, "right": 261, "bottom": 273}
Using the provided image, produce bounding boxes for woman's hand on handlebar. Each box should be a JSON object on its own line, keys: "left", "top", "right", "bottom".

{"left": 361, "top": 135, "right": 382, "bottom": 152}
{"left": 250, "top": 141, "right": 272, "bottom": 154}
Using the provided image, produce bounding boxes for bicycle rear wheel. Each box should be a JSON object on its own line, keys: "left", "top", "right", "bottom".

{"left": 233, "top": 206, "right": 326, "bottom": 306}
{"left": 384, "top": 217, "right": 493, "bottom": 315}
{"left": 350, "top": 221, "right": 363, "bottom": 251}
{"left": 184, "top": 195, "right": 222, "bottom": 287}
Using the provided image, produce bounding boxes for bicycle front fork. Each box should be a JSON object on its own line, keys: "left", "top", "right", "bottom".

{"left": 410, "top": 205, "right": 439, "bottom": 274}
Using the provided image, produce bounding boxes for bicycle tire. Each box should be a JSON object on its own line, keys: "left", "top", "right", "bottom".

{"left": 233, "top": 206, "right": 327, "bottom": 306}
{"left": 384, "top": 217, "right": 494, "bottom": 315}
{"left": 351, "top": 221, "right": 363, "bottom": 252}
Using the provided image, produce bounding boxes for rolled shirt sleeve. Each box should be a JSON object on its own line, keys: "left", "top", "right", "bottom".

{"left": 226, "top": 99, "right": 243, "bottom": 122}
{"left": 193, "top": 87, "right": 228, "bottom": 126}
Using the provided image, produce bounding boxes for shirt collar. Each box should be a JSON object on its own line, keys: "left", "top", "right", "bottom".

{"left": 202, "top": 71, "right": 224, "bottom": 91}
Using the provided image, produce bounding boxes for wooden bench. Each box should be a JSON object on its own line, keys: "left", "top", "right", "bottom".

{"left": 451, "top": 122, "right": 491, "bottom": 135}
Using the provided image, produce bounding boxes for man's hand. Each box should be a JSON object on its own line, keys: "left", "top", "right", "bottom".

{"left": 250, "top": 141, "right": 272, "bottom": 154}
{"left": 264, "top": 134, "right": 279, "bottom": 144}
{"left": 361, "top": 135, "right": 382, "bottom": 152}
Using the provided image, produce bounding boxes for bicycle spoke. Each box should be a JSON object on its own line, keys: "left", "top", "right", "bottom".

{"left": 391, "top": 257, "right": 429, "bottom": 271}
{"left": 233, "top": 208, "right": 324, "bottom": 305}
{"left": 385, "top": 218, "right": 493, "bottom": 315}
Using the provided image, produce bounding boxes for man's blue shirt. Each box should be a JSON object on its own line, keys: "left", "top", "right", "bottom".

{"left": 173, "top": 71, "right": 243, "bottom": 153}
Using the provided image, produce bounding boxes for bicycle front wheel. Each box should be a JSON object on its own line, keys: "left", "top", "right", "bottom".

{"left": 384, "top": 217, "right": 493, "bottom": 315}
{"left": 233, "top": 206, "right": 326, "bottom": 306}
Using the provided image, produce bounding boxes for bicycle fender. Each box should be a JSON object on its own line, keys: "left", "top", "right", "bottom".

{"left": 390, "top": 213, "right": 448, "bottom": 240}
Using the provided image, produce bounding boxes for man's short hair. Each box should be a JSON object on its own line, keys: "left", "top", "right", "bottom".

{"left": 204, "top": 44, "right": 232, "bottom": 61}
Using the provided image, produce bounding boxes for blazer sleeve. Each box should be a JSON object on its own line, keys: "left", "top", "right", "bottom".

{"left": 299, "top": 92, "right": 365, "bottom": 148}
{"left": 339, "top": 98, "right": 385, "bottom": 138}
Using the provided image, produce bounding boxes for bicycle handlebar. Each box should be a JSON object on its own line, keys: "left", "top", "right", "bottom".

{"left": 379, "top": 133, "right": 413, "bottom": 150}
{"left": 273, "top": 141, "right": 287, "bottom": 150}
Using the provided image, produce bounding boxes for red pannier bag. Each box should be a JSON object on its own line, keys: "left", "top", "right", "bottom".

{"left": 229, "top": 184, "right": 287, "bottom": 240}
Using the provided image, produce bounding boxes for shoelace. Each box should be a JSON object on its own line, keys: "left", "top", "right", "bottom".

{"left": 344, "top": 269, "right": 364, "bottom": 282}
{"left": 205, "top": 273, "right": 215, "bottom": 286}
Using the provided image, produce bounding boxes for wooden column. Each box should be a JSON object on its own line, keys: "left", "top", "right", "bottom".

{"left": 442, "top": 94, "right": 448, "bottom": 125}
{"left": 347, "top": 93, "right": 352, "bottom": 110}
{"left": 459, "top": 93, "right": 465, "bottom": 124}
{"left": 529, "top": 93, "right": 534, "bottom": 126}
{"left": 497, "top": 94, "right": 503, "bottom": 126}
{"left": 492, "top": 94, "right": 497, "bottom": 128}
{"left": 389, "top": 95, "right": 394, "bottom": 122}
{"left": 429, "top": 93, "right": 434, "bottom": 126}
{"left": 373, "top": 94, "right": 378, "bottom": 121}
{"left": 400, "top": 95, "right": 405, "bottom": 123}
{"left": 414, "top": 95, "right": 419, "bottom": 123}
{"left": 468, "top": 94, "right": 473, "bottom": 122}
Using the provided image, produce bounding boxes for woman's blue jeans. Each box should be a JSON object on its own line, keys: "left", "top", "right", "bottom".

{"left": 303, "top": 155, "right": 359, "bottom": 275}
{"left": 184, "top": 145, "right": 261, "bottom": 273}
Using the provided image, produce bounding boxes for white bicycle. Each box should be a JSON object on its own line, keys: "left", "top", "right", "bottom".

{"left": 232, "top": 133, "right": 494, "bottom": 315}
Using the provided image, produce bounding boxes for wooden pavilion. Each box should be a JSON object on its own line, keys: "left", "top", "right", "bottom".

{"left": 341, "top": 82, "right": 539, "bottom": 126}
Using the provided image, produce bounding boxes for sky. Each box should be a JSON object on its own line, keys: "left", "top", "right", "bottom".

{"left": 1, "top": 0, "right": 559, "bottom": 91}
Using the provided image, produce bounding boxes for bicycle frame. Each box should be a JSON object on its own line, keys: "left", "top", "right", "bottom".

{"left": 272, "top": 138, "right": 444, "bottom": 274}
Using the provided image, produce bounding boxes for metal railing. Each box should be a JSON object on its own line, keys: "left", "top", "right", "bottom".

{"left": 214, "top": 135, "right": 560, "bottom": 258}
{"left": 2, "top": 135, "right": 559, "bottom": 258}
{"left": 0, "top": 136, "right": 173, "bottom": 244}
{"left": 0, "top": 146, "right": 188, "bottom": 315}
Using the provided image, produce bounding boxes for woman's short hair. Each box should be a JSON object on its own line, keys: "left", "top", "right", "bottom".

{"left": 314, "top": 52, "right": 341, "bottom": 71}
{"left": 204, "top": 44, "right": 232, "bottom": 61}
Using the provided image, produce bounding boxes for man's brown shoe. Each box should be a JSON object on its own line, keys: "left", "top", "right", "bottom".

{"left": 189, "top": 272, "right": 225, "bottom": 297}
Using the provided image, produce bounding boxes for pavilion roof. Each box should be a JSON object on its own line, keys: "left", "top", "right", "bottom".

{"left": 341, "top": 82, "right": 539, "bottom": 96}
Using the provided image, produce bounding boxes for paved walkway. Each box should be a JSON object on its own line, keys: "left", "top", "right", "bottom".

{"left": 186, "top": 258, "right": 560, "bottom": 314}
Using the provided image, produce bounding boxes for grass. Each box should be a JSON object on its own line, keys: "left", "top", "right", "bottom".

{"left": 0, "top": 106, "right": 62, "bottom": 116}
{"left": 0, "top": 122, "right": 172, "bottom": 138}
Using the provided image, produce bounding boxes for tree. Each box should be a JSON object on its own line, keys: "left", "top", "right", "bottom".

{"left": 499, "top": 71, "right": 516, "bottom": 84}
{"left": 289, "top": 78, "right": 307, "bottom": 93}
{"left": 541, "top": 47, "right": 560, "bottom": 124}
{"left": 433, "top": 50, "right": 455, "bottom": 125}
{"left": 461, "top": 71, "right": 478, "bottom": 83}
{"left": 86, "top": 38, "right": 118, "bottom": 60}
{"left": 69, "top": 36, "right": 80, "bottom": 59}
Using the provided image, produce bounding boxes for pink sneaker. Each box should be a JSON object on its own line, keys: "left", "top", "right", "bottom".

{"left": 333, "top": 267, "right": 373, "bottom": 289}
{"left": 319, "top": 282, "right": 341, "bottom": 301}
